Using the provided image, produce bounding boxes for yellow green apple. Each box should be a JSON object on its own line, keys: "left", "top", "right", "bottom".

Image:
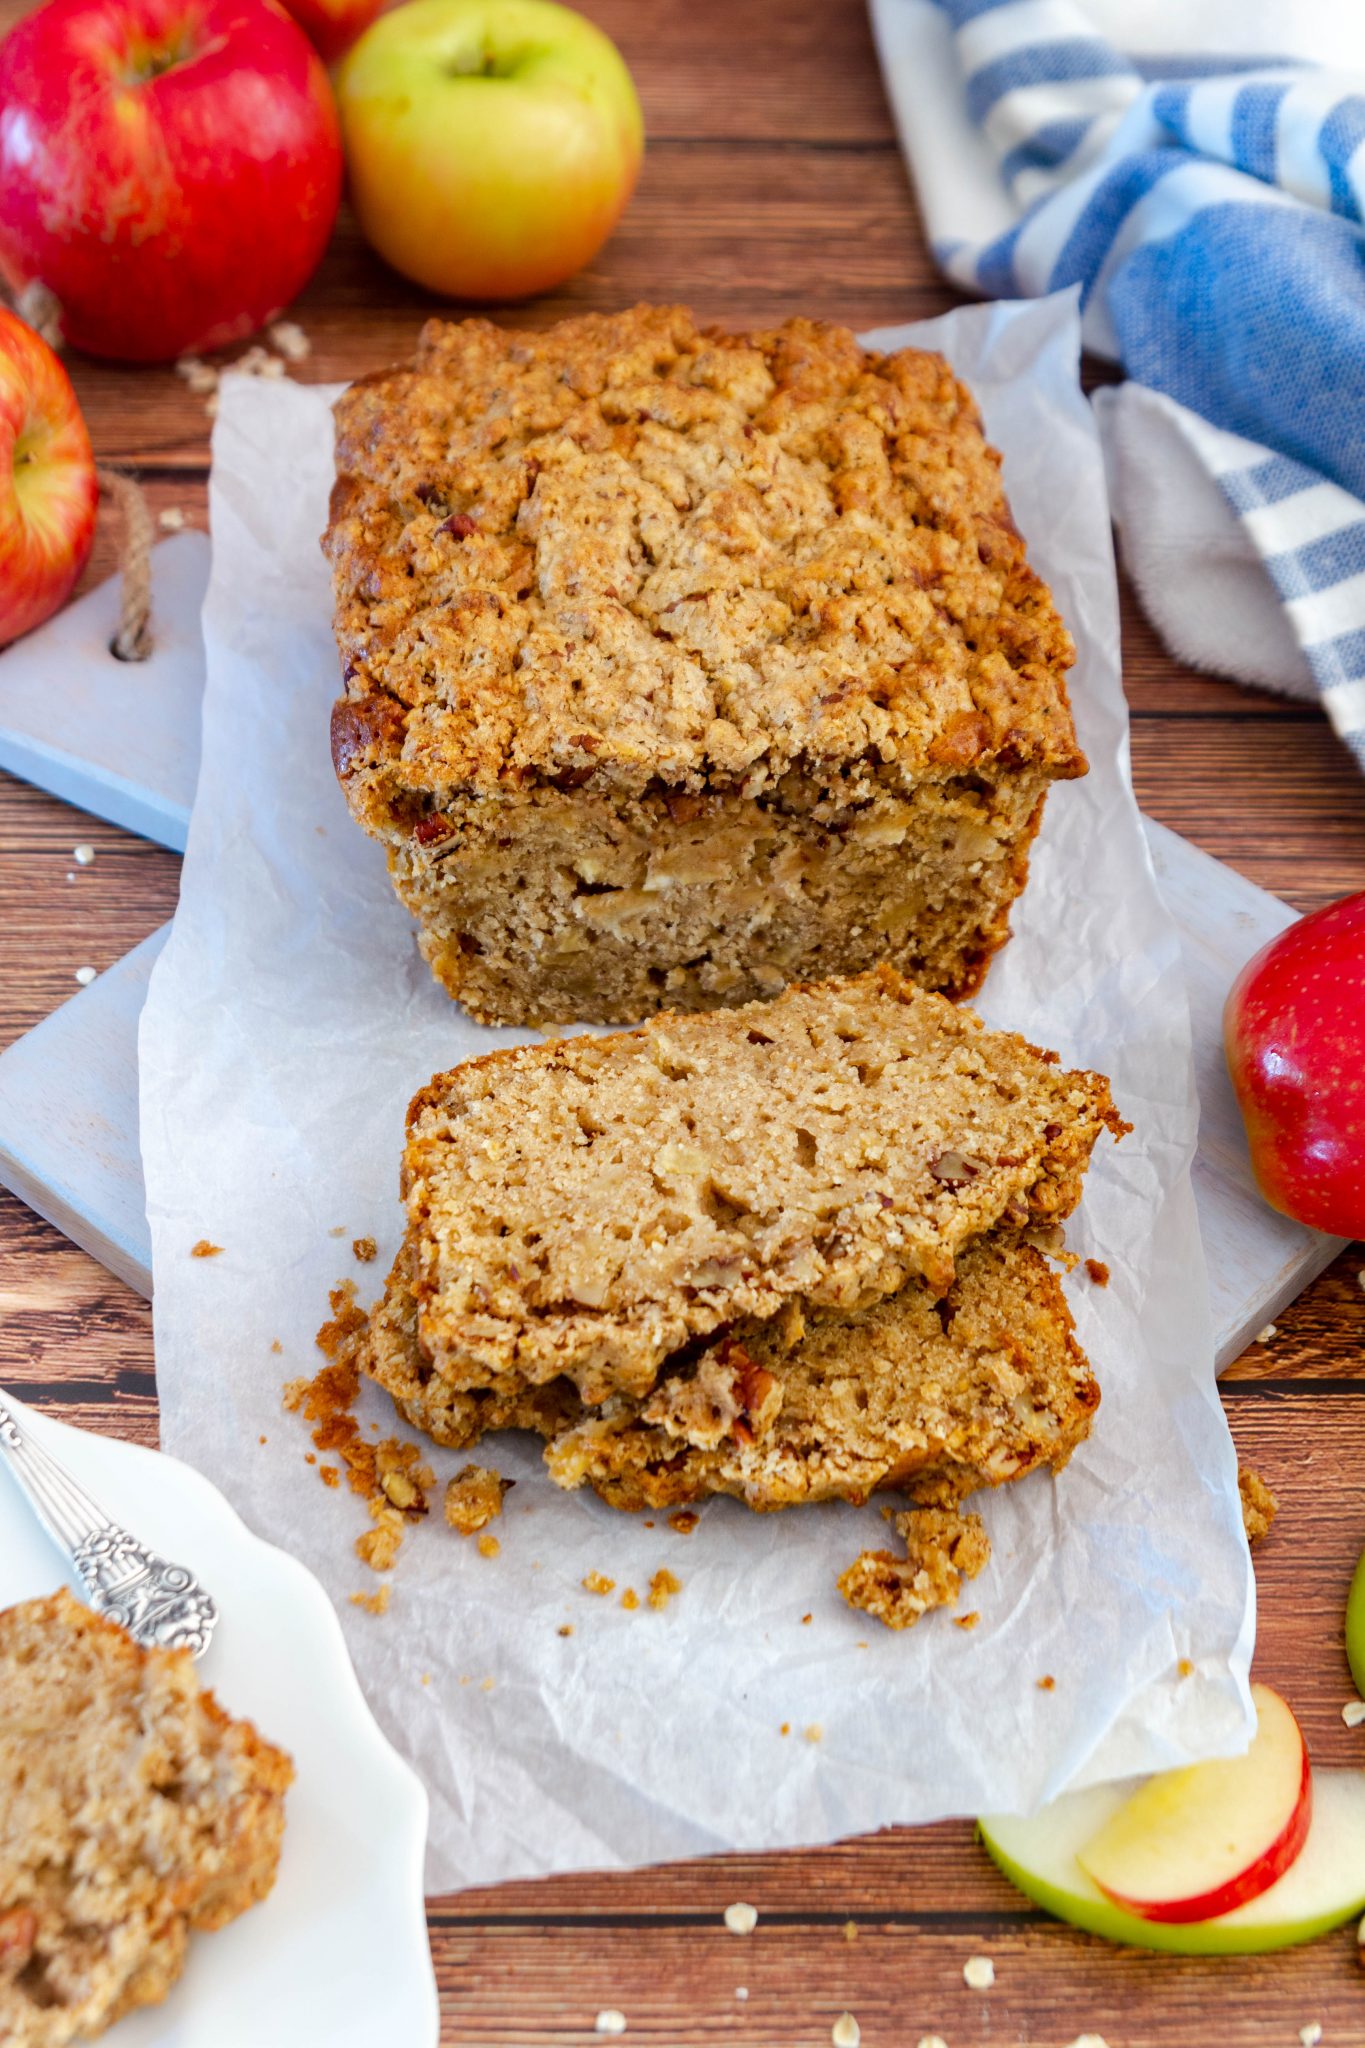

{"left": 1347, "top": 1542, "right": 1365, "bottom": 1697}
{"left": 335, "top": 0, "right": 643, "bottom": 301}
{"left": 980, "top": 1766, "right": 1365, "bottom": 1956}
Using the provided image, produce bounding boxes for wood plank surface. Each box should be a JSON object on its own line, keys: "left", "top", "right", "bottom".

{"left": 1, "top": 1, "right": 1364, "bottom": 2042}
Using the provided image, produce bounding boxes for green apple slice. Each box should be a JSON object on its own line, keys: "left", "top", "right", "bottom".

{"left": 1347, "top": 1545, "right": 1365, "bottom": 1698}
{"left": 980, "top": 1768, "right": 1365, "bottom": 1955}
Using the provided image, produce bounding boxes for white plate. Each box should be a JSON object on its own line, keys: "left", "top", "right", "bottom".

{"left": 0, "top": 1399, "right": 439, "bottom": 2048}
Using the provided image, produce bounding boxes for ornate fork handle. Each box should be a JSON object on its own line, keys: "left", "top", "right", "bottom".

{"left": 0, "top": 1392, "right": 217, "bottom": 1659}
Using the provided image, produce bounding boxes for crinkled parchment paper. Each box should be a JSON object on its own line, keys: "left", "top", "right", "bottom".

{"left": 140, "top": 292, "right": 1254, "bottom": 1891}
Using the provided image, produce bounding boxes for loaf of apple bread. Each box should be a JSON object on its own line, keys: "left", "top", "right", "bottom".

{"left": 324, "top": 303, "right": 1084, "bottom": 1026}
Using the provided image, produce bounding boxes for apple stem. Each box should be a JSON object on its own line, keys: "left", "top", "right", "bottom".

{"left": 95, "top": 470, "right": 154, "bottom": 662}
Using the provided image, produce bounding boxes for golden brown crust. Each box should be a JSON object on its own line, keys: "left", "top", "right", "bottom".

{"left": 324, "top": 303, "right": 1082, "bottom": 805}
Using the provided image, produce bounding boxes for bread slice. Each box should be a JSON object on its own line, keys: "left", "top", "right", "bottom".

{"left": 0, "top": 1589, "right": 291, "bottom": 2048}
{"left": 400, "top": 965, "right": 1124, "bottom": 1402}
{"left": 361, "top": 1232, "right": 1098, "bottom": 1519}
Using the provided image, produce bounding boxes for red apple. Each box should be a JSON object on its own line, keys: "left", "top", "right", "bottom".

{"left": 336, "top": 0, "right": 643, "bottom": 302}
{"left": 0, "top": 0, "right": 343, "bottom": 363}
{"left": 1078, "top": 1684, "right": 1312, "bottom": 1924}
{"left": 1224, "top": 892, "right": 1365, "bottom": 1238}
{"left": 280, "top": 0, "right": 389, "bottom": 65}
{"left": 0, "top": 305, "right": 97, "bottom": 645}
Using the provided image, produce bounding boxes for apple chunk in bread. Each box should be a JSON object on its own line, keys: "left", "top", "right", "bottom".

{"left": 980, "top": 1767, "right": 1365, "bottom": 1956}
{"left": 1077, "top": 1684, "right": 1310, "bottom": 1923}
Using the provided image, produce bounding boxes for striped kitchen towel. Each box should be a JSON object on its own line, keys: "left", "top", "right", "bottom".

{"left": 869, "top": 0, "right": 1365, "bottom": 769}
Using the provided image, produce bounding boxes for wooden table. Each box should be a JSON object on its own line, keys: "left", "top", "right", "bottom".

{"left": 3, "top": 2, "right": 1364, "bottom": 2040}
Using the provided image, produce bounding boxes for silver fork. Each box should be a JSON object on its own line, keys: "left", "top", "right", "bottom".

{"left": 0, "top": 1389, "right": 218, "bottom": 1658}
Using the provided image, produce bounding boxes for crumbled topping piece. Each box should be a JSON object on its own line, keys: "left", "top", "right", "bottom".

{"left": 1238, "top": 1465, "right": 1279, "bottom": 1546}
{"left": 954, "top": 1611, "right": 980, "bottom": 1631}
{"left": 621, "top": 1587, "right": 639, "bottom": 1610}
{"left": 443, "top": 1464, "right": 511, "bottom": 1535}
{"left": 839, "top": 1507, "right": 989, "bottom": 1631}
{"left": 477, "top": 1534, "right": 500, "bottom": 1559}
{"left": 843, "top": 1920, "right": 858, "bottom": 1942}
{"left": 1037, "top": 1675, "right": 1056, "bottom": 1692}
{"left": 158, "top": 506, "right": 186, "bottom": 531}
{"left": 1298, "top": 2031, "right": 1322, "bottom": 2048}
{"left": 916, "top": 2037, "right": 949, "bottom": 2048}
{"left": 723, "top": 1902, "right": 758, "bottom": 1935}
{"left": 594, "top": 2012, "right": 627, "bottom": 2036}
{"left": 831, "top": 2014, "right": 860, "bottom": 2048}
{"left": 582, "top": 1572, "right": 616, "bottom": 1597}
{"left": 648, "top": 1568, "right": 682, "bottom": 1611}
{"left": 73, "top": 843, "right": 95, "bottom": 865}
{"left": 269, "top": 319, "right": 311, "bottom": 361}
{"left": 668, "top": 1509, "right": 700, "bottom": 1535}
{"left": 557, "top": 1624, "right": 573, "bottom": 1638}
{"left": 1084, "top": 1258, "right": 1109, "bottom": 1286}
{"left": 1066, "top": 2037, "right": 1110, "bottom": 2048}
{"left": 1256, "top": 1323, "right": 1277, "bottom": 1344}
{"left": 189, "top": 1239, "right": 221, "bottom": 1258}
{"left": 804, "top": 1723, "right": 822, "bottom": 1744}
{"left": 349, "top": 1585, "right": 391, "bottom": 1616}
{"left": 175, "top": 355, "right": 219, "bottom": 394}
{"left": 962, "top": 1955, "right": 995, "bottom": 1990}
{"left": 352, "top": 1235, "right": 377, "bottom": 1262}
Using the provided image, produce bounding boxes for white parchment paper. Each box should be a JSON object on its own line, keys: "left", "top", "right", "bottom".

{"left": 140, "top": 292, "right": 1255, "bottom": 1892}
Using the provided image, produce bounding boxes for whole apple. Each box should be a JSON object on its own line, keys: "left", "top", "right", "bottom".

{"left": 1224, "top": 891, "right": 1365, "bottom": 1238}
{"left": 0, "top": 0, "right": 344, "bottom": 363}
{"left": 336, "top": 0, "right": 643, "bottom": 301}
{"left": 0, "top": 305, "right": 97, "bottom": 645}
{"left": 281, "top": 0, "right": 389, "bottom": 66}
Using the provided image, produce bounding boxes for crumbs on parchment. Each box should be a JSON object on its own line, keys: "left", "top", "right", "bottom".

{"left": 353, "top": 1236, "right": 377, "bottom": 1263}
{"left": 649, "top": 1569, "right": 682, "bottom": 1611}
{"left": 443, "top": 1464, "right": 512, "bottom": 1536}
{"left": 190, "top": 1240, "right": 222, "bottom": 1259}
{"left": 350, "top": 1585, "right": 391, "bottom": 1617}
{"left": 582, "top": 1571, "right": 616, "bottom": 1597}
{"left": 1084, "top": 1258, "right": 1110, "bottom": 1286}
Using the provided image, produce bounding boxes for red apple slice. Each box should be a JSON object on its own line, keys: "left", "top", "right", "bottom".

{"left": 1077, "top": 1684, "right": 1311, "bottom": 1923}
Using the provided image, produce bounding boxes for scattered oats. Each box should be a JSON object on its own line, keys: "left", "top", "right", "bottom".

{"left": 1066, "top": 2037, "right": 1110, "bottom": 2048}
{"left": 190, "top": 1238, "right": 222, "bottom": 1258}
{"left": 594, "top": 2012, "right": 627, "bottom": 2036}
{"left": 234, "top": 343, "right": 284, "bottom": 379}
{"left": 477, "top": 1533, "right": 500, "bottom": 1559}
{"left": 648, "top": 1568, "right": 682, "bottom": 1611}
{"left": 916, "top": 2038, "right": 949, "bottom": 2048}
{"left": 723, "top": 1902, "right": 758, "bottom": 1935}
{"left": 804, "top": 1723, "right": 822, "bottom": 1744}
{"left": 843, "top": 1920, "right": 858, "bottom": 1942}
{"left": 74, "top": 965, "right": 97, "bottom": 985}
{"left": 735, "top": 1986, "right": 748, "bottom": 2002}
{"left": 620, "top": 1587, "right": 640, "bottom": 1610}
{"left": 1298, "top": 2028, "right": 1322, "bottom": 2048}
{"left": 831, "top": 2013, "right": 860, "bottom": 2048}
{"left": 962, "top": 1955, "right": 995, "bottom": 1990}
{"left": 348, "top": 1584, "right": 391, "bottom": 1617}
{"left": 158, "top": 506, "right": 186, "bottom": 531}
{"left": 1257, "top": 1323, "right": 1277, "bottom": 1344}
{"left": 582, "top": 1571, "right": 616, "bottom": 1597}
{"left": 1343, "top": 1700, "right": 1365, "bottom": 1728}
{"left": 176, "top": 355, "right": 219, "bottom": 394}
{"left": 352, "top": 1235, "right": 377, "bottom": 1262}
{"left": 269, "top": 319, "right": 311, "bottom": 361}
{"left": 73, "top": 843, "right": 95, "bottom": 865}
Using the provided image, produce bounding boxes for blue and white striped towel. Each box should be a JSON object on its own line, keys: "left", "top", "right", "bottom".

{"left": 870, "top": 0, "right": 1365, "bottom": 770}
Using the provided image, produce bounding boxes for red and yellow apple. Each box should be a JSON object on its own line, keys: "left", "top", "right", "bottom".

{"left": 336, "top": 0, "right": 643, "bottom": 301}
{"left": 0, "top": 0, "right": 344, "bottom": 363}
{"left": 1077, "top": 1684, "right": 1310, "bottom": 1923}
{"left": 0, "top": 306, "right": 97, "bottom": 646}
{"left": 1224, "top": 893, "right": 1365, "bottom": 1239}
{"left": 980, "top": 1765, "right": 1365, "bottom": 1956}
{"left": 280, "top": 0, "right": 388, "bottom": 66}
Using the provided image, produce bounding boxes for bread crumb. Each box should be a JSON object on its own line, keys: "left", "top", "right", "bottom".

{"left": 74, "top": 965, "right": 97, "bottom": 985}
{"left": 349, "top": 1584, "right": 391, "bottom": 1616}
{"left": 648, "top": 1568, "right": 682, "bottom": 1611}
{"left": 1177, "top": 1657, "right": 1194, "bottom": 1678}
{"left": 843, "top": 1919, "right": 858, "bottom": 1943}
{"left": 840, "top": 1506, "right": 989, "bottom": 1631}
{"left": 175, "top": 355, "right": 218, "bottom": 394}
{"left": 955, "top": 1610, "right": 980, "bottom": 1631}
{"left": 320, "top": 1465, "right": 339, "bottom": 1487}
{"left": 780, "top": 1722, "right": 790, "bottom": 1736}
{"left": 480, "top": 1676, "right": 495, "bottom": 1692}
{"left": 1239, "top": 1465, "right": 1278, "bottom": 1545}
{"left": 668, "top": 1509, "right": 699, "bottom": 1535}
{"left": 352, "top": 1236, "right": 377, "bottom": 1262}
{"left": 801, "top": 1612, "right": 813, "bottom": 1625}
{"left": 735, "top": 1986, "right": 748, "bottom": 2001}
{"left": 963, "top": 1954, "right": 995, "bottom": 1990}
{"left": 1342, "top": 1700, "right": 1365, "bottom": 1728}
{"left": 723, "top": 1902, "right": 758, "bottom": 1935}
{"left": 258, "top": 1434, "right": 267, "bottom": 1446}
{"left": 477, "top": 1534, "right": 501, "bottom": 1559}
{"left": 444, "top": 1465, "right": 511, "bottom": 1535}
{"left": 583, "top": 1572, "right": 616, "bottom": 1596}
{"left": 1036, "top": 1674, "right": 1056, "bottom": 1692}
{"left": 1256, "top": 1323, "right": 1277, "bottom": 1344}
{"left": 558, "top": 1624, "right": 573, "bottom": 1638}
{"left": 595, "top": 2012, "right": 627, "bottom": 2036}
{"left": 1084, "top": 1258, "right": 1109, "bottom": 1286}
{"left": 832, "top": 2016, "right": 860, "bottom": 2048}
{"left": 620, "top": 1587, "right": 640, "bottom": 1610}
{"left": 270, "top": 1339, "right": 282, "bottom": 1354}
{"left": 804, "top": 1723, "right": 822, "bottom": 1744}
{"left": 269, "top": 319, "right": 311, "bottom": 361}
{"left": 305, "top": 1453, "right": 315, "bottom": 1465}
{"left": 158, "top": 506, "right": 186, "bottom": 531}
{"left": 73, "top": 843, "right": 95, "bottom": 865}
{"left": 916, "top": 2037, "right": 949, "bottom": 2048}
{"left": 189, "top": 1239, "right": 221, "bottom": 1258}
